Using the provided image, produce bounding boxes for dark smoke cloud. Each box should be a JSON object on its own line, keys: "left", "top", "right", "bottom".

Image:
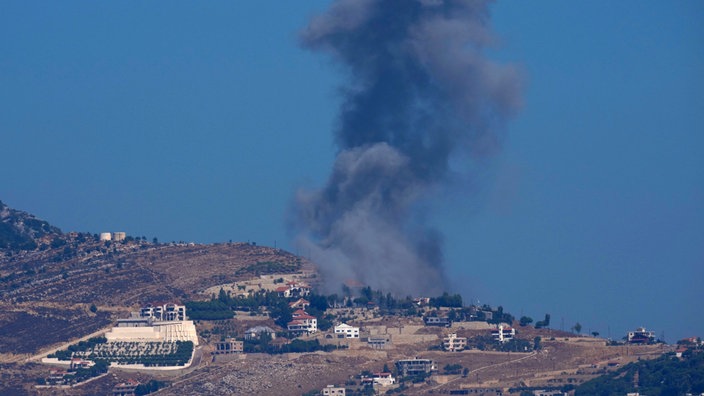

{"left": 292, "top": 0, "right": 521, "bottom": 295}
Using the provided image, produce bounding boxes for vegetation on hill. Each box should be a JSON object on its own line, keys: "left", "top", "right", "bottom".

{"left": 0, "top": 200, "right": 61, "bottom": 251}
{"left": 575, "top": 352, "right": 704, "bottom": 395}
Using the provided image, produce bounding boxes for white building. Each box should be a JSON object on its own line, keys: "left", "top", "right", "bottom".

{"left": 105, "top": 304, "right": 198, "bottom": 345}
{"left": 288, "top": 310, "right": 317, "bottom": 335}
{"left": 443, "top": 333, "right": 467, "bottom": 352}
{"left": 105, "top": 317, "right": 199, "bottom": 345}
{"left": 370, "top": 372, "right": 396, "bottom": 387}
{"left": 491, "top": 325, "right": 515, "bottom": 343}
{"left": 627, "top": 327, "right": 656, "bottom": 344}
{"left": 321, "top": 385, "right": 345, "bottom": 395}
{"left": 334, "top": 323, "right": 359, "bottom": 339}
{"left": 100, "top": 232, "right": 112, "bottom": 241}
{"left": 140, "top": 303, "right": 186, "bottom": 321}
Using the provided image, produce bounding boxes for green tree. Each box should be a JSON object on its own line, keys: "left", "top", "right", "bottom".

{"left": 572, "top": 322, "right": 582, "bottom": 334}
{"left": 89, "top": 304, "right": 97, "bottom": 313}
{"left": 519, "top": 316, "right": 533, "bottom": 326}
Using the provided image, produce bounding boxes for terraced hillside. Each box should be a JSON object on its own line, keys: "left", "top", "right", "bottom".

{"left": 0, "top": 238, "right": 310, "bottom": 358}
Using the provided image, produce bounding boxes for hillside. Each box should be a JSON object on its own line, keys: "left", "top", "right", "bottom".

{"left": 0, "top": 202, "right": 311, "bottom": 359}
{"left": 0, "top": 201, "right": 676, "bottom": 396}
{"left": 0, "top": 200, "right": 62, "bottom": 251}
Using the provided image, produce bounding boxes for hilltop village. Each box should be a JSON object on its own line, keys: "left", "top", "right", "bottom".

{"left": 25, "top": 260, "right": 691, "bottom": 396}
{"left": 0, "top": 206, "right": 702, "bottom": 395}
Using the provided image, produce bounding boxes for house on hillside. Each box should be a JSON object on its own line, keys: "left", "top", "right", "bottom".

{"left": 395, "top": 358, "right": 437, "bottom": 377}
{"left": 627, "top": 327, "right": 655, "bottom": 344}
{"left": 112, "top": 379, "right": 140, "bottom": 396}
{"left": 361, "top": 372, "right": 395, "bottom": 387}
{"left": 334, "top": 323, "right": 359, "bottom": 339}
{"left": 424, "top": 316, "right": 451, "bottom": 327}
{"left": 367, "top": 336, "right": 390, "bottom": 349}
{"left": 443, "top": 333, "right": 467, "bottom": 352}
{"left": 140, "top": 303, "right": 186, "bottom": 321}
{"left": 288, "top": 310, "right": 317, "bottom": 335}
{"left": 213, "top": 338, "right": 243, "bottom": 354}
{"left": 288, "top": 298, "right": 310, "bottom": 310}
{"left": 491, "top": 325, "right": 515, "bottom": 343}
{"left": 275, "top": 282, "right": 311, "bottom": 298}
{"left": 321, "top": 384, "right": 346, "bottom": 395}
{"left": 245, "top": 326, "right": 277, "bottom": 340}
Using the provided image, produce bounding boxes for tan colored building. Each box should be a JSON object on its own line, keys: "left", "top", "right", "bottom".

{"left": 321, "top": 384, "right": 345, "bottom": 395}
{"left": 213, "top": 338, "right": 243, "bottom": 354}
{"left": 443, "top": 333, "right": 467, "bottom": 352}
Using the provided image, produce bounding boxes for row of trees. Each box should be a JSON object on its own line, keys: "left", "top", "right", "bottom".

{"left": 48, "top": 339, "right": 193, "bottom": 367}
{"left": 575, "top": 352, "right": 704, "bottom": 395}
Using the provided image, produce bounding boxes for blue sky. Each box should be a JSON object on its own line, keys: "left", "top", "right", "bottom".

{"left": 1, "top": 1, "right": 702, "bottom": 342}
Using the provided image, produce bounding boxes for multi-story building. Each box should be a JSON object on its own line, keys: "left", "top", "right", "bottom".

{"left": 213, "top": 338, "right": 243, "bottom": 354}
{"left": 140, "top": 303, "right": 186, "bottom": 321}
{"left": 367, "top": 336, "right": 390, "bottom": 349}
{"left": 288, "top": 310, "right": 317, "bottom": 335}
{"left": 106, "top": 303, "right": 198, "bottom": 345}
{"left": 334, "top": 323, "right": 359, "bottom": 338}
{"left": 395, "top": 358, "right": 437, "bottom": 377}
{"left": 424, "top": 316, "right": 451, "bottom": 327}
{"left": 491, "top": 324, "right": 515, "bottom": 343}
{"left": 443, "top": 333, "right": 467, "bottom": 352}
{"left": 627, "top": 327, "right": 656, "bottom": 344}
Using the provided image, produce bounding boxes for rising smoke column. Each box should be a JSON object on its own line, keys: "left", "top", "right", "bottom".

{"left": 293, "top": 0, "right": 521, "bottom": 295}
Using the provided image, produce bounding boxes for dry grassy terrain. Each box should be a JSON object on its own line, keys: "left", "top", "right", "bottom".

{"left": 0, "top": 240, "right": 307, "bottom": 359}
{"left": 0, "top": 239, "right": 669, "bottom": 396}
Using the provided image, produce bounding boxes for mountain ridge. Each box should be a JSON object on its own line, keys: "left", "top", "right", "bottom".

{"left": 0, "top": 200, "right": 62, "bottom": 251}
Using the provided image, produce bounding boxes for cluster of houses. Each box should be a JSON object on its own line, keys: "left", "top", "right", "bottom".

{"left": 320, "top": 371, "right": 397, "bottom": 396}
{"left": 42, "top": 359, "right": 95, "bottom": 386}
{"left": 275, "top": 281, "right": 311, "bottom": 299}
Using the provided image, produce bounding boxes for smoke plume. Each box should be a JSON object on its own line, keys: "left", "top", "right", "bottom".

{"left": 293, "top": 0, "right": 521, "bottom": 295}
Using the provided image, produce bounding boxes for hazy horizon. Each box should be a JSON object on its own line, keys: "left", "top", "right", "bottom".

{"left": 2, "top": 1, "right": 702, "bottom": 343}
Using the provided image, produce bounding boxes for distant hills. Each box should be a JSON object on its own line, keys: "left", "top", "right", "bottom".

{"left": 0, "top": 200, "right": 62, "bottom": 251}
{"left": 0, "top": 199, "right": 310, "bottom": 357}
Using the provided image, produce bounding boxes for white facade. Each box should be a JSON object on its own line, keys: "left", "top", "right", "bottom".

{"left": 100, "top": 232, "right": 112, "bottom": 241}
{"left": 491, "top": 325, "right": 515, "bottom": 343}
{"left": 627, "top": 327, "right": 656, "bottom": 344}
{"left": 105, "top": 320, "right": 199, "bottom": 345}
{"left": 140, "top": 303, "right": 187, "bottom": 321}
{"left": 106, "top": 304, "right": 198, "bottom": 345}
{"left": 372, "top": 373, "right": 396, "bottom": 386}
{"left": 113, "top": 232, "right": 126, "bottom": 241}
{"left": 288, "top": 310, "right": 317, "bottom": 334}
{"left": 334, "top": 323, "right": 359, "bottom": 338}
